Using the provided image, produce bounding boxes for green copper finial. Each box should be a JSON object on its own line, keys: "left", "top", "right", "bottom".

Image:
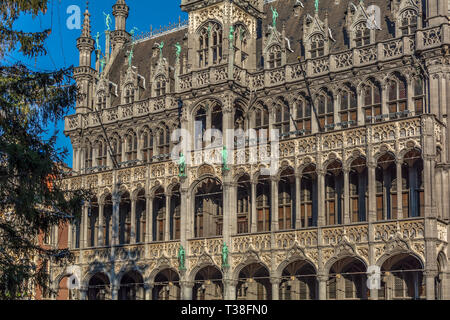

{"left": 103, "top": 12, "right": 112, "bottom": 31}
{"left": 178, "top": 245, "right": 186, "bottom": 271}
{"left": 271, "top": 6, "right": 279, "bottom": 28}
{"left": 222, "top": 242, "right": 229, "bottom": 268}
{"left": 178, "top": 152, "right": 186, "bottom": 177}
{"left": 315, "top": 0, "right": 319, "bottom": 13}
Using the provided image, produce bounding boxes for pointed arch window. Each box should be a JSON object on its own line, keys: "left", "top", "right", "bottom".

{"left": 142, "top": 130, "right": 154, "bottom": 163}
{"left": 155, "top": 75, "right": 167, "bottom": 97}
{"left": 273, "top": 98, "right": 291, "bottom": 139}
{"left": 310, "top": 34, "right": 325, "bottom": 58}
{"left": 126, "top": 131, "right": 138, "bottom": 161}
{"left": 340, "top": 88, "right": 358, "bottom": 128}
{"left": 267, "top": 45, "right": 282, "bottom": 69}
{"left": 354, "top": 22, "right": 371, "bottom": 47}
{"left": 233, "top": 24, "right": 249, "bottom": 67}
{"left": 388, "top": 76, "right": 407, "bottom": 119}
{"left": 198, "top": 22, "right": 223, "bottom": 68}
{"left": 157, "top": 126, "right": 170, "bottom": 159}
{"left": 254, "top": 105, "right": 269, "bottom": 142}
{"left": 111, "top": 137, "right": 122, "bottom": 165}
{"left": 317, "top": 92, "right": 334, "bottom": 131}
{"left": 124, "top": 84, "right": 135, "bottom": 104}
{"left": 363, "top": 81, "right": 382, "bottom": 123}
{"left": 400, "top": 10, "right": 418, "bottom": 35}
{"left": 96, "top": 139, "right": 108, "bottom": 168}
{"left": 97, "top": 90, "right": 106, "bottom": 110}
{"left": 295, "top": 98, "right": 312, "bottom": 134}
{"left": 413, "top": 77, "right": 425, "bottom": 115}
{"left": 84, "top": 141, "right": 93, "bottom": 170}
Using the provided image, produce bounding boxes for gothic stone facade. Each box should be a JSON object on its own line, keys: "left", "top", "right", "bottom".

{"left": 53, "top": 0, "right": 450, "bottom": 300}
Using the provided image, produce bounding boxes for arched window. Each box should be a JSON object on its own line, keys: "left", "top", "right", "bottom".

{"left": 300, "top": 165, "right": 317, "bottom": 228}
{"left": 295, "top": 97, "right": 312, "bottom": 134}
{"left": 194, "top": 107, "right": 207, "bottom": 150}
{"left": 254, "top": 105, "right": 269, "bottom": 141}
{"left": 142, "top": 130, "right": 154, "bottom": 163}
{"left": 279, "top": 169, "right": 295, "bottom": 230}
{"left": 157, "top": 126, "right": 170, "bottom": 159}
{"left": 388, "top": 76, "right": 407, "bottom": 119}
{"left": 310, "top": 34, "right": 325, "bottom": 58}
{"left": 363, "top": 81, "right": 382, "bottom": 123}
{"left": 273, "top": 98, "right": 291, "bottom": 139}
{"left": 267, "top": 45, "right": 282, "bottom": 69}
{"left": 400, "top": 10, "right": 418, "bottom": 35}
{"left": 317, "top": 92, "right": 334, "bottom": 131}
{"left": 124, "top": 84, "right": 135, "bottom": 104}
{"left": 96, "top": 139, "right": 108, "bottom": 168}
{"left": 153, "top": 188, "right": 166, "bottom": 242}
{"left": 155, "top": 76, "right": 167, "bottom": 97}
{"left": 97, "top": 90, "right": 106, "bottom": 110}
{"left": 233, "top": 24, "right": 249, "bottom": 67}
{"left": 111, "top": 137, "right": 122, "bottom": 165}
{"left": 325, "top": 161, "right": 343, "bottom": 226}
{"left": 256, "top": 176, "right": 271, "bottom": 232}
{"left": 198, "top": 22, "right": 223, "bottom": 68}
{"left": 237, "top": 177, "right": 251, "bottom": 234}
{"left": 340, "top": 88, "right": 358, "bottom": 128}
{"left": 126, "top": 131, "right": 138, "bottom": 162}
{"left": 84, "top": 141, "right": 93, "bottom": 170}
{"left": 354, "top": 22, "right": 371, "bottom": 47}
{"left": 413, "top": 77, "right": 425, "bottom": 115}
{"left": 170, "top": 186, "right": 181, "bottom": 240}
{"left": 194, "top": 179, "right": 223, "bottom": 238}
{"left": 376, "top": 153, "right": 397, "bottom": 221}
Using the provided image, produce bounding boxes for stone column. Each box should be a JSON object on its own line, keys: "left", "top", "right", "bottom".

{"left": 223, "top": 279, "right": 237, "bottom": 300}
{"left": 67, "top": 222, "right": 73, "bottom": 249}
{"left": 343, "top": 167, "right": 350, "bottom": 224}
{"left": 223, "top": 175, "right": 233, "bottom": 243}
{"left": 181, "top": 281, "right": 194, "bottom": 300}
{"left": 130, "top": 194, "right": 137, "bottom": 244}
{"left": 111, "top": 285, "right": 119, "bottom": 300}
{"left": 180, "top": 179, "right": 190, "bottom": 243}
{"left": 79, "top": 288, "right": 88, "bottom": 300}
{"left": 144, "top": 284, "right": 153, "bottom": 301}
{"left": 98, "top": 200, "right": 105, "bottom": 246}
{"left": 251, "top": 181, "right": 257, "bottom": 233}
{"left": 271, "top": 278, "right": 280, "bottom": 300}
{"left": 271, "top": 177, "right": 279, "bottom": 231}
{"left": 318, "top": 275, "right": 327, "bottom": 300}
{"left": 396, "top": 159, "right": 403, "bottom": 219}
{"left": 165, "top": 192, "right": 171, "bottom": 241}
{"left": 295, "top": 172, "right": 302, "bottom": 229}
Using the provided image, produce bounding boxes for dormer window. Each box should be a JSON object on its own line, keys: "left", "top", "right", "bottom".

{"left": 155, "top": 76, "right": 167, "bottom": 97}
{"left": 124, "top": 84, "right": 135, "bottom": 104}
{"left": 400, "top": 10, "right": 418, "bottom": 35}
{"left": 198, "top": 22, "right": 223, "bottom": 68}
{"left": 310, "top": 34, "right": 325, "bottom": 58}
{"left": 97, "top": 90, "right": 106, "bottom": 110}
{"left": 267, "top": 45, "right": 282, "bottom": 69}
{"left": 354, "top": 22, "right": 371, "bottom": 47}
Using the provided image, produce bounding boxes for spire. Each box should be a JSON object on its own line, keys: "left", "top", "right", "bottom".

{"left": 113, "top": 0, "right": 129, "bottom": 31}
{"left": 81, "top": 1, "right": 91, "bottom": 38}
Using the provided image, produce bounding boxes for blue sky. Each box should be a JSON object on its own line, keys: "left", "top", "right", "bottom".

{"left": 9, "top": 0, "right": 187, "bottom": 167}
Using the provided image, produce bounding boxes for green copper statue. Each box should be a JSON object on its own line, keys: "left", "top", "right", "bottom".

{"left": 179, "top": 152, "right": 186, "bottom": 177}
{"left": 315, "top": 0, "right": 319, "bottom": 13}
{"left": 100, "top": 57, "right": 106, "bottom": 73}
{"left": 128, "top": 47, "right": 134, "bottom": 67}
{"left": 229, "top": 26, "right": 234, "bottom": 44}
{"left": 95, "top": 32, "right": 101, "bottom": 51}
{"left": 130, "top": 27, "right": 138, "bottom": 38}
{"left": 158, "top": 41, "right": 164, "bottom": 58}
{"left": 222, "top": 242, "right": 229, "bottom": 268}
{"left": 222, "top": 146, "right": 229, "bottom": 172}
{"left": 174, "top": 42, "right": 182, "bottom": 60}
{"left": 271, "top": 6, "right": 279, "bottom": 28}
{"left": 178, "top": 245, "right": 186, "bottom": 271}
{"left": 103, "top": 12, "right": 112, "bottom": 31}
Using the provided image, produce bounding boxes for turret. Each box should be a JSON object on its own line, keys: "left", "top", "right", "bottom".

{"left": 111, "top": 0, "right": 131, "bottom": 52}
